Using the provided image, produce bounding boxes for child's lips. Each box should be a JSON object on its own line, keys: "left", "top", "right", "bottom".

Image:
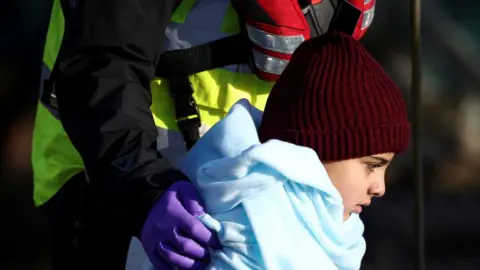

{"left": 353, "top": 201, "right": 371, "bottom": 214}
{"left": 353, "top": 205, "right": 363, "bottom": 214}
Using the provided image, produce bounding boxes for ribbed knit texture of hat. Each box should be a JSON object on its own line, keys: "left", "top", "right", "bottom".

{"left": 258, "top": 31, "right": 411, "bottom": 162}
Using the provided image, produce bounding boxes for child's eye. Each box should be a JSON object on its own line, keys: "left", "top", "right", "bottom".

{"left": 366, "top": 163, "right": 382, "bottom": 171}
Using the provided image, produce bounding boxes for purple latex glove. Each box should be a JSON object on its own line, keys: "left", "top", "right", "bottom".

{"left": 141, "top": 181, "right": 220, "bottom": 269}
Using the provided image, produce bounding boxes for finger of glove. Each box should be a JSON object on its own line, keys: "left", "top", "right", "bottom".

{"left": 179, "top": 211, "right": 221, "bottom": 249}
{"left": 157, "top": 242, "right": 208, "bottom": 269}
{"left": 172, "top": 227, "right": 208, "bottom": 259}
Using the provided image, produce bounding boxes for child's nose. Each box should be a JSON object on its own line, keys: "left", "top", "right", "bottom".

{"left": 368, "top": 179, "right": 386, "bottom": 197}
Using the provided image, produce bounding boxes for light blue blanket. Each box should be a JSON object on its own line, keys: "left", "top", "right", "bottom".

{"left": 126, "top": 99, "right": 366, "bottom": 270}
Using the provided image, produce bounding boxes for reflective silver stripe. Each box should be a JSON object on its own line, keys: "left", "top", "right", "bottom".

{"left": 246, "top": 24, "right": 305, "bottom": 54}
{"left": 364, "top": 0, "right": 373, "bottom": 4}
{"left": 252, "top": 49, "right": 289, "bottom": 75}
{"left": 361, "top": 5, "right": 375, "bottom": 30}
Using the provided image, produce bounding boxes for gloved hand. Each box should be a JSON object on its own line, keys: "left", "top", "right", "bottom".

{"left": 141, "top": 181, "right": 220, "bottom": 269}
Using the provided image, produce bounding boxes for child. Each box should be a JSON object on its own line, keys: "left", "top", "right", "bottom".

{"left": 127, "top": 31, "right": 410, "bottom": 270}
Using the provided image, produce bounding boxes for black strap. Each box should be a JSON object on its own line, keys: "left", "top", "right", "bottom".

{"left": 328, "top": 0, "right": 362, "bottom": 35}
{"left": 300, "top": 0, "right": 334, "bottom": 38}
{"left": 42, "top": 34, "right": 250, "bottom": 149}
{"left": 156, "top": 34, "right": 249, "bottom": 77}
{"left": 156, "top": 34, "right": 250, "bottom": 149}
{"left": 167, "top": 75, "right": 201, "bottom": 150}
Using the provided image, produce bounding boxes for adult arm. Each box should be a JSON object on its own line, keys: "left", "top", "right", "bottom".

{"left": 53, "top": 0, "right": 182, "bottom": 236}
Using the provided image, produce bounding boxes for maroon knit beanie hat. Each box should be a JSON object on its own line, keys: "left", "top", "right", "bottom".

{"left": 258, "top": 31, "right": 411, "bottom": 162}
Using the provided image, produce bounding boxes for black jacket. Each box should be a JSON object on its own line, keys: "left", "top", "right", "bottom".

{"left": 51, "top": 0, "right": 184, "bottom": 239}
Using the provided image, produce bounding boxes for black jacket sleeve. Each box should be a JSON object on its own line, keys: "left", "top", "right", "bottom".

{"left": 52, "top": 0, "right": 184, "bottom": 236}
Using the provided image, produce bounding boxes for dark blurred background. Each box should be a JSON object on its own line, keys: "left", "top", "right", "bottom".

{"left": 1, "top": 0, "right": 479, "bottom": 269}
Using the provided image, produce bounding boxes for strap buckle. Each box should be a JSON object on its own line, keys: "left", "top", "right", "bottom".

{"left": 42, "top": 79, "right": 59, "bottom": 110}
{"left": 174, "top": 95, "right": 201, "bottom": 150}
{"left": 169, "top": 76, "right": 201, "bottom": 149}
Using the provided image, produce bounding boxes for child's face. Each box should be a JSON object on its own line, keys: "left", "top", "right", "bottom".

{"left": 323, "top": 152, "right": 395, "bottom": 221}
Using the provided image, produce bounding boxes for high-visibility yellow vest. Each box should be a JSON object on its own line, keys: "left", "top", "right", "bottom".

{"left": 32, "top": 0, "right": 275, "bottom": 206}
